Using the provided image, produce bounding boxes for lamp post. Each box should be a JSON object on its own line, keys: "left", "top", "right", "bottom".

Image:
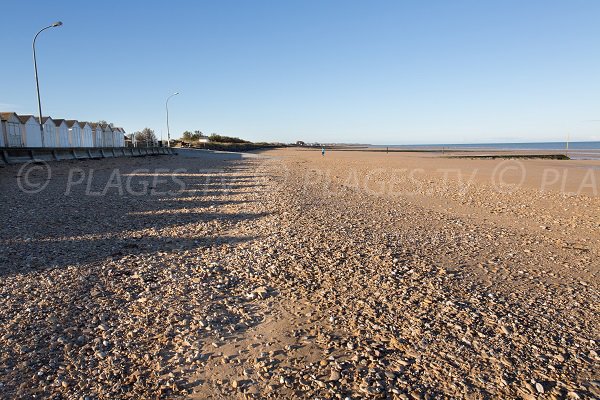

{"left": 33, "top": 21, "right": 62, "bottom": 147}
{"left": 166, "top": 92, "right": 179, "bottom": 147}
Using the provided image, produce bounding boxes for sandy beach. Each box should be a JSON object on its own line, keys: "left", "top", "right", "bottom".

{"left": 0, "top": 148, "right": 598, "bottom": 399}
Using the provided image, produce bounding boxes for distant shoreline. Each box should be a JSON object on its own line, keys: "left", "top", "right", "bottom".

{"left": 306, "top": 147, "right": 571, "bottom": 160}
{"left": 370, "top": 141, "right": 600, "bottom": 150}
{"left": 297, "top": 141, "right": 600, "bottom": 159}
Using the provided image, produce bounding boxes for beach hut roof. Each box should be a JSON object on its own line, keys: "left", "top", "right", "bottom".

{"left": 17, "top": 114, "right": 37, "bottom": 124}
{"left": 1, "top": 112, "right": 20, "bottom": 121}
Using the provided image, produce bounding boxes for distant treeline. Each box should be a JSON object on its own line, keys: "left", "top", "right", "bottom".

{"left": 181, "top": 141, "right": 281, "bottom": 152}
{"left": 207, "top": 134, "right": 249, "bottom": 144}
{"left": 180, "top": 130, "right": 250, "bottom": 144}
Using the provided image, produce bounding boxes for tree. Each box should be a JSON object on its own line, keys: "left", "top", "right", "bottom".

{"left": 191, "top": 131, "right": 204, "bottom": 140}
{"left": 97, "top": 120, "right": 115, "bottom": 128}
{"left": 134, "top": 128, "right": 157, "bottom": 145}
{"left": 181, "top": 130, "right": 205, "bottom": 141}
{"left": 208, "top": 133, "right": 249, "bottom": 144}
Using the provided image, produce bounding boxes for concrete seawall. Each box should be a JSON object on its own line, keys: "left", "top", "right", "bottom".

{"left": 0, "top": 147, "right": 174, "bottom": 165}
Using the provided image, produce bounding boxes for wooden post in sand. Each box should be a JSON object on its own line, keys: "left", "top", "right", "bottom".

{"left": 566, "top": 133, "right": 570, "bottom": 158}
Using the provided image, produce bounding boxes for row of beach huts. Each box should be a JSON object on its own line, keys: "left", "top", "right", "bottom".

{"left": 0, "top": 112, "right": 127, "bottom": 148}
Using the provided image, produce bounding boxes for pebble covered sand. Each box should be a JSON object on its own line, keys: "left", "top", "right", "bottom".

{"left": 0, "top": 148, "right": 598, "bottom": 399}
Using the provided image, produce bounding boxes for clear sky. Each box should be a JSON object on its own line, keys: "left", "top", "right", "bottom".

{"left": 1, "top": 0, "right": 599, "bottom": 144}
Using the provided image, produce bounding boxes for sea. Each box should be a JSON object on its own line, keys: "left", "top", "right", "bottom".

{"left": 376, "top": 141, "right": 600, "bottom": 160}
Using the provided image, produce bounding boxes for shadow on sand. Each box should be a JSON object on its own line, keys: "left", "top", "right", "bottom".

{"left": 0, "top": 157, "right": 267, "bottom": 276}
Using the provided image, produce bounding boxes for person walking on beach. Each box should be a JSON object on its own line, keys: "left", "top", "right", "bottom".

{"left": 321, "top": 146, "right": 325, "bottom": 156}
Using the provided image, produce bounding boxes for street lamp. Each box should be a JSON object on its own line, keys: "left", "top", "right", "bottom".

{"left": 166, "top": 92, "right": 179, "bottom": 147}
{"left": 33, "top": 21, "right": 62, "bottom": 147}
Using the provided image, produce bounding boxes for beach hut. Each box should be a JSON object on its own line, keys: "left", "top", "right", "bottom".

{"left": 113, "top": 127, "right": 125, "bottom": 147}
{"left": 102, "top": 124, "right": 114, "bottom": 147}
{"left": 89, "top": 123, "right": 102, "bottom": 147}
{"left": 95, "top": 123, "right": 104, "bottom": 147}
{"left": 41, "top": 117, "right": 57, "bottom": 147}
{"left": 15, "top": 114, "right": 42, "bottom": 147}
{"left": 0, "top": 115, "right": 5, "bottom": 147}
{"left": 0, "top": 112, "right": 24, "bottom": 147}
{"left": 112, "top": 127, "right": 120, "bottom": 147}
{"left": 66, "top": 120, "right": 82, "bottom": 147}
{"left": 54, "top": 119, "right": 69, "bottom": 147}
{"left": 80, "top": 122, "right": 93, "bottom": 147}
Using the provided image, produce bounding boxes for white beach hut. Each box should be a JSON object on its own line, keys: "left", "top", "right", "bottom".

{"left": 80, "top": 122, "right": 93, "bottom": 147}
{"left": 0, "top": 115, "right": 5, "bottom": 147}
{"left": 16, "top": 114, "right": 42, "bottom": 147}
{"left": 113, "top": 127, "right": 125, "bottom": 147}
{"left": 41, "top": 117, "right": 57, "bottom": 147}
{"left": 90, "top": 123, "right": 103, "bottom": 147}
{"left": 0, "top": 112, "right": 24, "bottom": 147}
{"left": 66, "top": 120, "right": 82, "bottom": 147}
{"left": 54, "top": 119, "right": 69, "bottom": 147}
{"left": 112, "top": 127, "right": 119, "bottom": 147}
{"left": 102, "top": 124, "right": 114, "bottom": 147}
{"left": 5, "top": 114, "right": 24, "bottom": 147}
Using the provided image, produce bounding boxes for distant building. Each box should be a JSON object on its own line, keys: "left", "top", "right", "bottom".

{"left": 125, "top": 133, "right": 134, "bottom": 147}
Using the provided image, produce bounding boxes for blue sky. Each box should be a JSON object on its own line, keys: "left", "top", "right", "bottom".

{"left": 1, "top": 0, "right": 600, "bottom": 144}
